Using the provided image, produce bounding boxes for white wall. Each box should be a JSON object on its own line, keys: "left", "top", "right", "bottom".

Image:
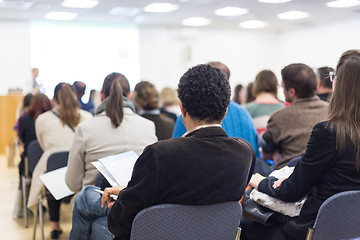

{"left": 1, "top": 18, "right": 360, "bottom": 95}
{"left": 0, "top": 21, "right": 31, "bottom": 95}
{"left": 139, "top": 27, "right": 278, "bottom": 91}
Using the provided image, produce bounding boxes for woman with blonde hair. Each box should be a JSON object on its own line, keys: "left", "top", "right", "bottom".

{"left": 242, "top": 50, "right": 360, "bottom": 240}
{"left": 28, "top": 83, "right": 92, "bottom": 239}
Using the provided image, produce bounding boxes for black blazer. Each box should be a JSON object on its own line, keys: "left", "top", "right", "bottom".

{"left": 108, "top": 126, "right": 255, "bottom": 240}
{"left": 258, "top": 121, "right": 360, "bottom": 240}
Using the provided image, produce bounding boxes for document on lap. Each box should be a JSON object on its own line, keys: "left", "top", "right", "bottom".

{"left": 40, "top": 167, "right": 75, "bottom": 200}
{"left": 92, "top": 151, "right": 139, "bottom": 187}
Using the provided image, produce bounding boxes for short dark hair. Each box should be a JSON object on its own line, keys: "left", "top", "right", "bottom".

{"left": 177, "top": 64, "right": 231, "bottom": 122}
{"left": 208, "top": 61, "right": 230, "bottom": 80}
{"left": 254, "top": 70, "right": 278, "bottom": 97}
{"left": 317, "top": 66, "right": 334, "bottom": 89}
{"left": 73, "top": 81, "right": 86, "bottom": 98}
{"left": 102, "top": 72, "right": 130, "bottom": 98}
{"left": 281, "top": 63, "right": 317, "bottom": 99}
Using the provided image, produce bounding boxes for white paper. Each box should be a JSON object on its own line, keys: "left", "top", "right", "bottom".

{"left": 92, "top": 161, "right": 118, "bottom": 187}
{"left": 40, "top": 167, "right": 74, "bottom": 200}
{"left": 94, "top": 151, "right": 139, "bottom": 187}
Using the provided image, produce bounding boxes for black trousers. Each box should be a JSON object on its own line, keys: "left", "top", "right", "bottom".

{"left": 240, "top": 219, "right": 292, "bottom": 240}
{"left": 47, "top": 197, "right": 61, "bottom": 222}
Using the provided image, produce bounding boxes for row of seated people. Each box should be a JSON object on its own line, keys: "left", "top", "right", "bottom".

{"left": 17, "top": 50, "right": 360, "bottom": 240}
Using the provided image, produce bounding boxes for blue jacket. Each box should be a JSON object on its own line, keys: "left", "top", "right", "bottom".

{"left": 172, "top": 101, "right": 260, "bottom": 157}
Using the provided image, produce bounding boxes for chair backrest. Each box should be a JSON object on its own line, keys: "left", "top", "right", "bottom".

{"left": 46, "top": 151, "right": 69, "bottom": 172}
{"left": 309, "top": 190, "right": 360, "bottom": 240}
{"left": 130, "top": 201, "right": 242, "bottom": 240}
{"left": 27, "top": 139, "right": 43, "bottom": 174}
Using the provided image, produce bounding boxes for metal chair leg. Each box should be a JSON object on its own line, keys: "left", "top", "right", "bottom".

{"left": 39, "top": 198, "right": 45, "bottom": 240}
{"left": 235, "top": 227, "right": 241, "bottom": 240}
{"left": 21, "top": 176, "right": 28, "bottom": 228}
{"left": 33, "top": 207, "right": 38, "bottom": 240}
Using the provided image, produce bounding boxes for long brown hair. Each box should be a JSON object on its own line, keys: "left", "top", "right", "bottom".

{"left": 28, "top": 94, "right": 53, "bottom": 120}
{"left": 54, "top": 82, "right": 81, "bottom": 128}
{"left": 253, "top": 70, "right": 278, "bottom": 98}
{"left": 328, "top": 49, "right": 360, "bottom": 170}
{"left": 102, "top": 73, "right": 126, "bottom": 128}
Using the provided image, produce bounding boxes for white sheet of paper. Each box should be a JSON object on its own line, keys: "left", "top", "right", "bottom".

{"left": 40, "top": 167, "right": 74, "bottom": 200}
{"left": 98, "top": 151, "right": 139, "bottom": 186}
{"left": 92, "top": 161, "right": 118, "bottom": 187}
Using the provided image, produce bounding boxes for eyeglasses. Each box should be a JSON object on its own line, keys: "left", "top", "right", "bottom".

{"left": 328, "top": 71, "right": 336, "bottom": 82}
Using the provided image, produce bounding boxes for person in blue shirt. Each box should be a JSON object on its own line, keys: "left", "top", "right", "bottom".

{"left": 172, "top": 61, "right": 260, "bottom": 157}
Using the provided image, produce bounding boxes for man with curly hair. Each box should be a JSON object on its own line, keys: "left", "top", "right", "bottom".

{"left": 172, "top": 61, "right": 260, "bottom": 157}
{"left": 69, "top": 64, "right": 256, "bottom": 240}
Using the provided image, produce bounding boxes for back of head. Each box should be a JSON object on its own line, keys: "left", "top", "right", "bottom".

{"left": 317, "top": 67, "right": 334, "bottom": 89}
{"left": 232, "top": 84, "right": 243, "bottom": 105}
{"left": 28, "top": 94, "right": 53, "bottom": 120}
{"left": 23, "top": 93, "right": 33, "bottom": 109}
{"left": 102, "top": 72, "right": 130, "bottom": 98}
{"left": 254, "top": 70, "right": 278, "bottom": 97}
{"left": 102, "top": 73, "right": 125, "bottom": 128}
{"left": 54, "top": 82, "right": 81, "bottom": 128}
{"left": 160, "top": 87, "right": 179, "bottom": 107}
{"left": 73, "top": 81, "right": 86, "bottom": 98}
{"left": 178, "top": 64, "right": 231, "bottom": 122}
{"left": 246, "top": 82, "right": 256, "bottom": 103}
{"left": 208, "top": 61, "right": 231, "bottom": 80}
{"left": 134, "top": 81, "right": 159, "bottom": 111}
{"left": 281, "top": 63, "right": 317, "bottom": 99}
{"left": 328, "top": 49, "right": 360, "bottom": 170}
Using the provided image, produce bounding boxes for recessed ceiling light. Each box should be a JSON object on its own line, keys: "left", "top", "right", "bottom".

{"left": 258, "top": 0, "right": 292, "bottom": 3}
{"left": 277, "top": 11, "right": 310, "bottom": 20}
{"left": 240, "top": 20, "right": 268, "bottom": 29}
{"left": 45, "top": 11, "right": 77, "bottom": 20}
{"left": 182, "top": 17, "right": 212, "bottom": 27}
{"left": 61, "top": 0, "right": 99, "bottom": 8}
{"left": 326, "top": 0, "right": 360, "bottom": 8}
{"left": 144, "top": 3, "right": 179, "bottom": 13}
{"left": 214, "top": 7, "right": 249, "bottom": 17}
{"left": 109, "top": 7, "right": 140, "bottom": 16}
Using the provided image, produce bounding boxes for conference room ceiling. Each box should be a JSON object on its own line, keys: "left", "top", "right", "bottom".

{"left": 1, "top": 0, "right": 360, "bottom": 31}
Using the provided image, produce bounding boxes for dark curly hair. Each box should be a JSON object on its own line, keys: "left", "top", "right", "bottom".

{"left": 177, "top": 64, "right": 231, "bottom": 122}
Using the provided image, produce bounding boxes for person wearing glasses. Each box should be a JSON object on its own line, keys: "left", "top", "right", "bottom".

{"left": 258, "top": 63, "right": 328, "bottom": 175}
{"left": 242, "top": 50, "right": 360, "bottom": 240}
{"left": 316, "top": 66, "right": 335, "bottom": 102}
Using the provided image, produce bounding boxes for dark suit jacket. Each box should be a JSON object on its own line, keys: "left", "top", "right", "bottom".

{"left": 259, "top": 121, "right": 360, "bottom": 240}
{"left": 108, "top": 126, "right": 256, "bottom": 240}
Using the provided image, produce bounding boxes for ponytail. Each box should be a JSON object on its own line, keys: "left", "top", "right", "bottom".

{"left": 54, "top": 83, "right": 81, "bottom": 128}
{"left": 106, "top": 80, "right": 124, "bottom": 128}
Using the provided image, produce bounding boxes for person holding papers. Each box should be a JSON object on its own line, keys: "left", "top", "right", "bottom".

{"left": 27, "top": 83, "right": 92, "bottom": 239}
{"left": 241, "top": 50, "right": 360, "bottom": 240}
{"left": 69, "top": 64, "right": 256, "bottom": 240}
{"left": 65, "top": 73, "right": 157, "bottom": 198}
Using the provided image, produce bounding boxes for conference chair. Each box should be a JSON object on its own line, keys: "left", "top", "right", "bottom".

{"left": 33, "top": 151, "right": 69, "bottom": 240}
{"left": 22, "top": 139, "right": 43, "bottom": 228}
{"left": 306, "top": 190, "right": 360, "bottom": 240}
{"left": 129, "top": 202, "right": 243, "bottom": 240}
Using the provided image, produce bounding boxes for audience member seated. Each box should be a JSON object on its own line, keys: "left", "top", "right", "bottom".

{"left": 172, "top": 61, "right": 260, "bottom": 157}
{"left": 18, "top": 94, "right": 53, "bottom": 179}
{"left": 159, "top": 87, "right": 180, "bottom": 122}
{"left": 245, "top": 82, "right": 256, "bottom": 103}
{"left": 232, "top": 84, "right": 243, "bottom": 105}
{"left": 73, "top": 81, "right": 95, "bottom": 114}
{"left": 245, "top": 70, "right": 284, "bottom": 136}
{"left": 27, "top": 83, "right": 92, "bottom": 239}
{"left": 68, "top": 64, "right": 256, "bottom": 240}
{"left": 260, "top": 63, "right": 328, "bottom": 172}
{"left": 316, "top": 66, "right": 334, "bottom": 101}
{"left": 241, "top": 49, "right": 360, "bottom": 240}
{"left": 133, "top": 81, "right": 175, "bottom": 140}
{"left": 65, "top": 73, "right": 157, "bottom": 197}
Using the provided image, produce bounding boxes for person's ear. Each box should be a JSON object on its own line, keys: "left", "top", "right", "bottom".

{"left": 100, "top": 91, "right": 105, "bottom": 101}
{"left": 288, "top": 88, "right": 296, "bottom": 99}
{"left": 180, "top": 102, "right": 186, "bottom": 117}
{"left": 127, "top": 92, "right": 132, "bottom": 100}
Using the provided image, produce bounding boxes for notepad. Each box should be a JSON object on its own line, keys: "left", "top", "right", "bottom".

{"left": 92, "top": 151, "right": 139, "bottom": 187}
{"left": 40, "top": 167, "right": 74, "bottom": 200}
